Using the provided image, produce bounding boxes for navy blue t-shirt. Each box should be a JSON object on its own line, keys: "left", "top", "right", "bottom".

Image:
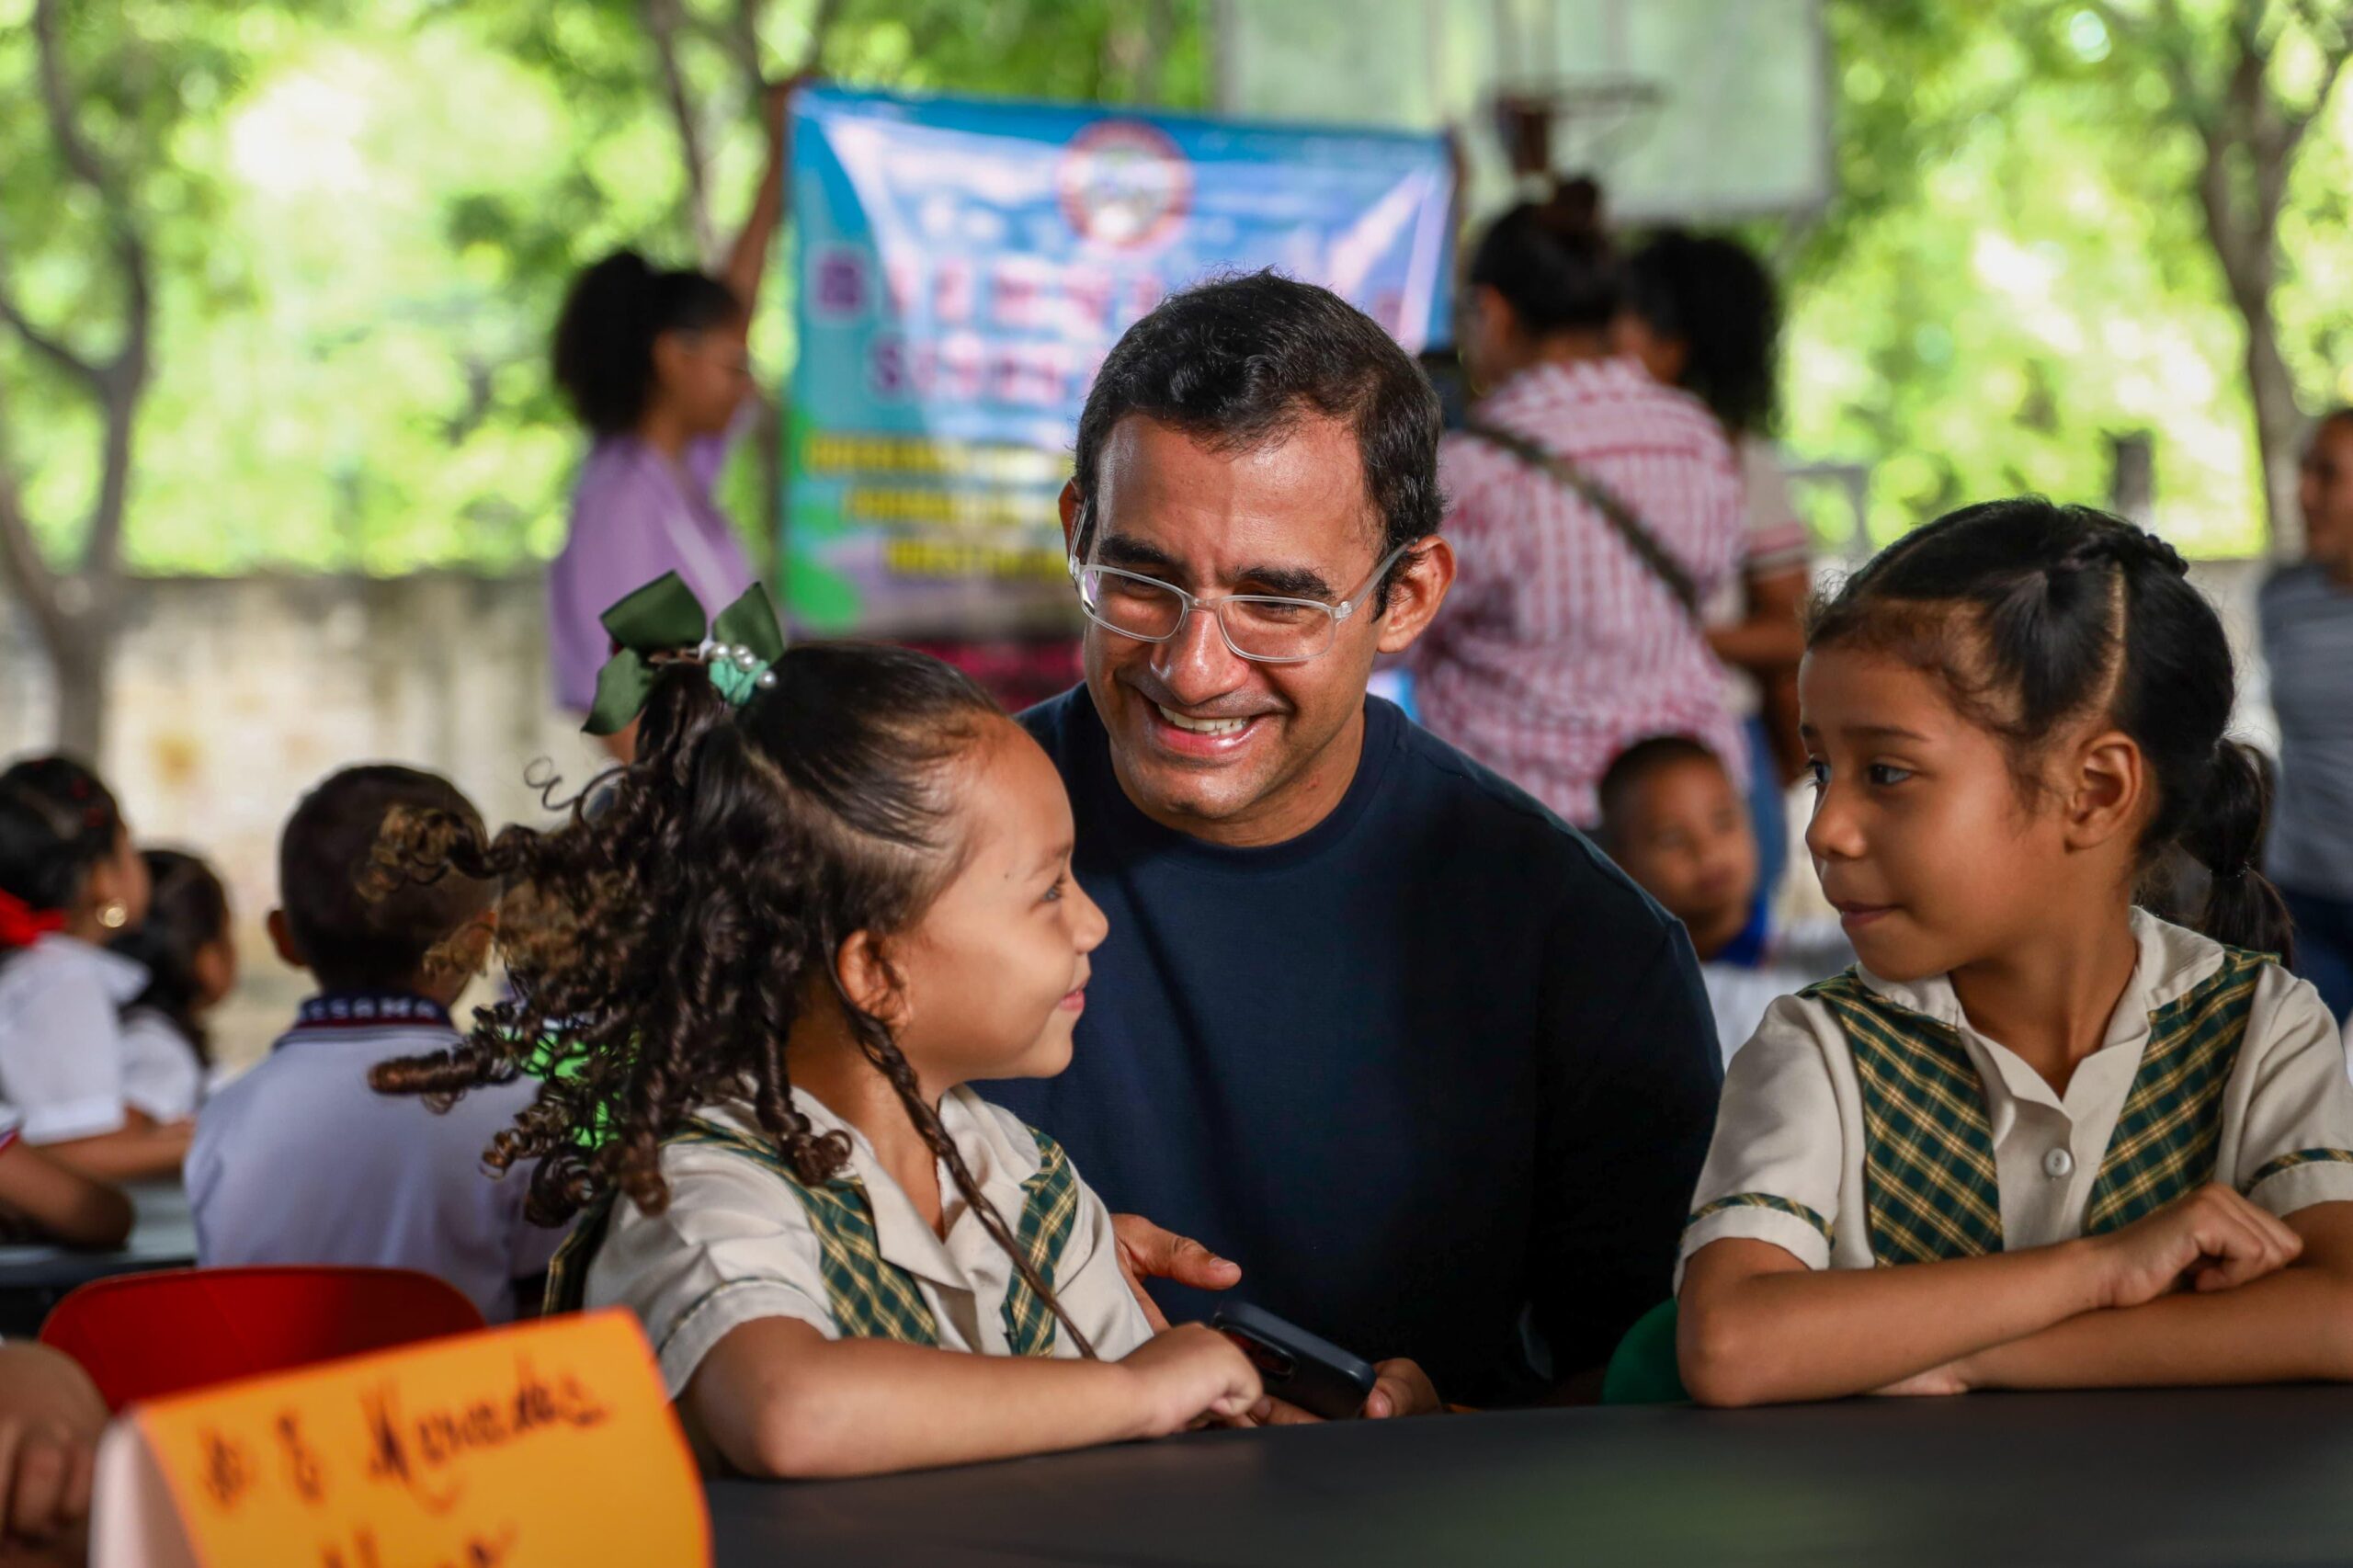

{"left": 988, "top": 687, "right": 1722, "bottom": 1404}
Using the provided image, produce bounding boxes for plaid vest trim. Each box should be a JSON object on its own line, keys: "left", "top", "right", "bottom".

{"left": 1685, "top": 1191, "right": 1833, "bottom": 1244}
{"left": 542, "top": 1192, "right": 615, "bottom": 1318}
{"left": 540, "top": 1118, "right": 938, "bottom": 1344}
{"left": 2080, "top": 949, "right": 2265, "bottom": 1233}
{"left": 1806, "top": 972, "right": 2005, "bottom": 1266}
{"left": 1001, "top": 1129, "right": 1079, "bottom": 1358}
{"left": 545, "top": 1114, "right": 1083, "bottom": 1357}
{"left": 1801, "top": 946, "right": 2274, "bottom": 1267}
{"left": 668, "top": 1118, "right": 942, "bottom": 1345}
{"left": 2245, "top": 1147, "right": 2353, "bottom": 1192}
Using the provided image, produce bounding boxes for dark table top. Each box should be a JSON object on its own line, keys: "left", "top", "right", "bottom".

{"left": 707, "top": 1385, "right": 2353, "bottom": 1566}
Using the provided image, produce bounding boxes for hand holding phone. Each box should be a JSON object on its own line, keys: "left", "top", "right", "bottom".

{"left": 1206, "top": 1301, "right": 1379, "bottom": 1421}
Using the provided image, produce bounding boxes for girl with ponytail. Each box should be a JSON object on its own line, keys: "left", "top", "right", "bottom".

{"left": 1674, "top": 498, "right": 2353, "bottom": 1406}
{"left": 548, "top": 81, "right": 797, "bottom": 760}
{"left": 372, "top": 580, "right": 1257, "bottom": 1476}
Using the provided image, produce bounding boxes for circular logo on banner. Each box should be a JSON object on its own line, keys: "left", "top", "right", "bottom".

{"left": 1056, "top": 119, "right": 1192, "bottom": 251}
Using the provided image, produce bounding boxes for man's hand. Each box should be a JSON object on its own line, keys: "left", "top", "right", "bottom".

{"left": 1110, "top": 1213, "right": 1242, "bottom": 1331}
{"left": 1245, "top": 1358, "right": 1442, "bottom": 1425}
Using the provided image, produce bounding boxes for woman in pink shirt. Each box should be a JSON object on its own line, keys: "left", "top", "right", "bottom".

{"left": 1409, "top": 179, "right": 1746, "bottom": 828}
{"left": 549, "top": 84, "right": 792, "bottom": 760}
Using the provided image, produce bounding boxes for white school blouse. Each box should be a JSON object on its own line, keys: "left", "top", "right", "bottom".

{"left": 0, "top": 935, "right": 149, "bottom": 1143}
{"left": 1680, "top": 910, "right": 2353, "bottom": 1285}
{"left": 587, "top": 1086, "right": 1153, "bottom": 1398}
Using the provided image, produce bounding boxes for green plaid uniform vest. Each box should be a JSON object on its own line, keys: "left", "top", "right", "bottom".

{"left": 1689, "top": 947, "right": 2270, "bottom": 1266}
{"left": 544, "top": 1113, "right": 1085, "bottom": 1355}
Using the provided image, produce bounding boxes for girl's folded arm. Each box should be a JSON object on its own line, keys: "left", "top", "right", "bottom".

{"left": 1677, "top": 1233, "right": 2111, "bottom": 1408}
{"left": 681, "top": 1316, "right": 1250, "bottom": 1480}
{"left": 39, "top": 1113, "right": 192, "bottom": 1183}
{"left": 1960, "top": 1200, "right": 2353, "bottom": 1392}
{"left": 0, "top": 1140, "right": 132, "bottom": 1248}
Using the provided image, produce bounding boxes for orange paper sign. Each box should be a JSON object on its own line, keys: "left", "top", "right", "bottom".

{"left": 91, "top": 1309, "right": 709, "bottom": 1568}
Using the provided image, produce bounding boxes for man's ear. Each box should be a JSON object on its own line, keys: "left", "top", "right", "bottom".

{"left": 266, "top": 908, "right": 306, "bottom": 971}
{"left": 1058, "top": 479, "right": 1085, "bottom": 558}
{"left": 2065, "top": 728, "right": 2146, "bottom": 854}
{"left": 835, "top": 929, "right": 909, "bottom": 1029}
{"left": 1373, "top": 536, "right": 1457, "bottom": 656}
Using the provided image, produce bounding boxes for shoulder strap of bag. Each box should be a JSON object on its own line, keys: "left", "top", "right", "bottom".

{"left": 1461, "top": 419, "right": 1703, "bottom": 621}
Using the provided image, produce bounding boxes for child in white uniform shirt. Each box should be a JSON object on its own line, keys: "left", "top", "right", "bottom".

{"left": 1679, "top": 500, "right": 2353, "bottom": 1405}
{"left": 0, "top": 756, "right": 190, "bottom": 1179}
{"left": 370, "top": 587, "right": 1258, "bottom": 1478}
{"left": 188, "top": 766, "right": 561, "bottom": 1323}
{"left": 108, "top": 848, "right": 234, "bottom": 1121}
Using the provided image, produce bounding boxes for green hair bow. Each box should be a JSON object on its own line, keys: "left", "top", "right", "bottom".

{"left": 583, "top": 573, "right": 786, "bottom": 736}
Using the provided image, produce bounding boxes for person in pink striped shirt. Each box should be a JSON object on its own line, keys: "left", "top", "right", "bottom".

{"left": 1408, "top": 179, "right": 1747, "bottom": 829}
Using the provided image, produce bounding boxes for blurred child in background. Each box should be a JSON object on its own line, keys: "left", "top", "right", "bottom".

{"left": 188, "top": 766, "right": 561, "bottom": 1322}
{"left": 0, "top": 757, "right": 189, "bottom": 1180}
{"left": 108, "top": 848, "right": 233, "bottom": 1120}
{"left": 1598, "top": 735, "right": 1847, "bottom": 1062}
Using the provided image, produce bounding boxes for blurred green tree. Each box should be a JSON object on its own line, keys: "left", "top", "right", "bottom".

{"left": 1787, "top": 0, "right": 2353, "bottom": 555}
{"left": 0, "top": 0, "right": 1201, "bottom": 753}
{"left": 0, "top": 0, "right": 316, "bottom": 758}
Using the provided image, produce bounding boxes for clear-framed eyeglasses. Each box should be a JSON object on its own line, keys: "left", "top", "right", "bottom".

{"left": 1068, "top": 537, "right": 1421, "bottom": 665}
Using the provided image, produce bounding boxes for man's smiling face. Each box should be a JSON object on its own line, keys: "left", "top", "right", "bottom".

{"left": 1069, "top": 412, "right": 1419, "bottom": 847}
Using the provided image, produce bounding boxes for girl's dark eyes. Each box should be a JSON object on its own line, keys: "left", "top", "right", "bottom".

{"left": 1806, "top": 760, "right": 1914, "bottom": 789}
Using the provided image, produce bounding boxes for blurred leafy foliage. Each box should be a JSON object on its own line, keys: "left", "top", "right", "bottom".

{"left": 5, "top": 0, "right": 2347, "bottom": 576}
{"left": 1784, "top": 0, "right": 2353, "bottom": 554}
{"left": 0, "top": 0, "right": 1203, "bottom": 579}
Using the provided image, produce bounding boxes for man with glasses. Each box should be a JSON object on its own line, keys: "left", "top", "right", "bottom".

{"left": 988, "top": 272, "right": 1722, "bottom": 1415}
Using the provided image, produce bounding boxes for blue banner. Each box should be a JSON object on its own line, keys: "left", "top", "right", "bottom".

{"left": 786, "top": 85, "right": 1456, "bottom": 636}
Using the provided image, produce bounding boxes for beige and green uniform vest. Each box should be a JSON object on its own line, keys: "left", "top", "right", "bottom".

{"left": 1690, "top": 946, "right": 2344, "bottom": 1264}
{"left": 545, "top": 1114, "right": 1085, "bottom": 1354}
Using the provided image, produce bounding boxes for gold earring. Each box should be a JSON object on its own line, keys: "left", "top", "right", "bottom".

{"left": 97, "top": 900, "right": 130, "bottom": 930}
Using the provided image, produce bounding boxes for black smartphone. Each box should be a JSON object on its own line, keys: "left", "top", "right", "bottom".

{"left": 1207, "top": 1301, "right": 1378, "bottom": 1421}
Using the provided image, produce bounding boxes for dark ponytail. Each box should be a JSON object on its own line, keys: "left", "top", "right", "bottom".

{"left": 1466, "top": 175, "right": 1620, "bottom": 335}
{"left": 551, "top": 250, "right": 744, "bottom": 437}
{"left": 1808, "top": 497, "right": 2296, "bottom": 960}
{"left": 2176, "top": 741, "right": 2295, "bottom": 960}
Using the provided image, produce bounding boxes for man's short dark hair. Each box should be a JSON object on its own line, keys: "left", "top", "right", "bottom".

{"left": 1072, "top": 270, "right": 1442, "bottom": 605}
{"left": 1597, "top": 734, "right": 1729, "bottom": 839}
{"left": 279, "top": 765, "right": 493, "bottom": 994}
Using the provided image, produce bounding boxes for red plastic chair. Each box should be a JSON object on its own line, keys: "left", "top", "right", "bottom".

{"left": 39, "top": 1266, "right": 487, "bottom": 1411}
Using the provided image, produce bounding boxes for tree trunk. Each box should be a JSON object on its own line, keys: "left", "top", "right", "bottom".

{"left": 2240, "top": 291, "right": 2304, "bottom": 559}
{"left": 44, "top": 609, "right": 109, "bottom": 763}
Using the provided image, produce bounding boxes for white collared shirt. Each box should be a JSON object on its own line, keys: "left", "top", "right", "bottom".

{"left": 188, "top": 1013, "right": 568, "bottom": 1323}
{"left": 0, "top": 935, "right": 150, "bottom": 1143}
{"left": 589, "top": 1086, "right": 1152, "bottom": 1398}
{"left": 118, "top": 1007, "right": 205, "bottom": 1123}
{"left": 1680, "top": 910, "right": 2353, "bottom": 1283}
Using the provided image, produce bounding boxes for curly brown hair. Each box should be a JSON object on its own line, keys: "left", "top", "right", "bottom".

{"left": 367, "top": 642, "right": 1098, "bottom": 1356}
